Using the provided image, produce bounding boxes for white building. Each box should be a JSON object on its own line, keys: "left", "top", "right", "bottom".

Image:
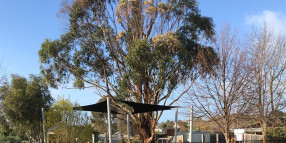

{"left": 157, "top": 130, "right": 211, "bottom": 143}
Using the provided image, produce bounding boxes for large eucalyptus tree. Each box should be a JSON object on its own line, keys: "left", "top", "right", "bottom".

{"left": 39, "top": 0, "right": 217, "bottom": 142}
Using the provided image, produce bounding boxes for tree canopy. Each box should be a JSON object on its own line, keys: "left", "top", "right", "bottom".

{"left": 0, "top": 69, "right": 9, "bottom": 136}
{"left": 188, "top": 26, "right": 252, "bottom": 143}
{"left": 1, "top": 74, "right": 53, "bottom": 142}
{"left": 45, "top": 98, "right": 94, "bottom": 143}
{"left": 39, "top": 0, "right": 217, "bottom": 142}
{"left": 248, "top": 26, "right": 286, "bottom": 136}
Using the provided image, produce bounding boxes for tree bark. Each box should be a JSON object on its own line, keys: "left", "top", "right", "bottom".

{"left": 25, "top": 132, "right": 32, "bottom": 143}
{"left": 223, "top": 130, "right": 230, "bottom": 143}
{"left": 137, "top": 114, "right": 156, "bottom": 143}
{"left": 261, "top": 120, "right": 267, "bottom": 137}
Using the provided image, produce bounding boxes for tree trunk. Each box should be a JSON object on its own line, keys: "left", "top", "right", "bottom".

{"left": 25, "top": 132, "right": 32, "bottom": 143}
{"left": 137, "top": 115, "right": 156, "bottom": 143}
{"left": 223, "top": 130, "right": 230, "bottom": 143}
{"left": 261, "top": 120, "right": 267, "bottom": 137}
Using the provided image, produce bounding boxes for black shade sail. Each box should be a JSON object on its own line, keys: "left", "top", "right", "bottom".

{"left": 73, "top": 100, "right": 118, "bottom": 114}
{"left": 118, "top": 100, "right": 177, "bottom": 114}
{"left": 73, "top": 99, "right": 177, "bottom": 114}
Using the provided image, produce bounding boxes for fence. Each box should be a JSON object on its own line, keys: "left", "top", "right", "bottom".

{"left": 243, "top": 133, "right": 264, "bottom": 141}
{"left": 209, "top": 133, "right": 265, "bottom": 143}
{"left": 157, "top": 133, "right": 285, "bottom": 143}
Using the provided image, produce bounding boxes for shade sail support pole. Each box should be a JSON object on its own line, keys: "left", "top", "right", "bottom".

{"left": 174, "top": 109, "right": 178, "bottom": 143}
{"left": 107, "top": 97, "right": 112, "bottom": 143}
{"left": 42, "top": 108, "right": 46, "bottom": 143}
{"left": 189, "top": 106, "right": 193, "bottom": 143}
{"left": 127, "top": 114, "right": 130, "bottom": 142}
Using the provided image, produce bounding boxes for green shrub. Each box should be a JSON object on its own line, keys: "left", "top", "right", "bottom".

{"left": 0, "top": 136, "right": 22, "bottom": 143}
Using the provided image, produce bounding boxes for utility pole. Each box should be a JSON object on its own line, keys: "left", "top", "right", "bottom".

{"left": 92, "top": 134, "right": 95, "bottom": 143}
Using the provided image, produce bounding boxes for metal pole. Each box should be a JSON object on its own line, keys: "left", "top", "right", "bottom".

{"left": 42, "top": 108, "right": 46, "bottom": 143}
{"left": 92, "top": 134, "right": 95, "bottom": 143}
{"left": 189, "top": 106, "right": 193, "bottom": 143}
{"left": 107, "top": 97, "right": 112, "bottom": 143}
{"left": 127, "top": 114, "right": 130, "bottom": 142}
{"left": 174, "top": 109, "right": 178, "bottom": 143}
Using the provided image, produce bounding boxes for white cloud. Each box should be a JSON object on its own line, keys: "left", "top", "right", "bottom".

{"left": 245, "top": 10, "right": 286, "bottom": 35}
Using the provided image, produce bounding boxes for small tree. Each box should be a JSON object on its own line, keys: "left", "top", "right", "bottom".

{"left": 160, "top": 120, "right": 174, "bottom": 129}
{"left": 187, "top": 26, "right": 252, "bottom": 143}
{"left": 248, "top": 26, "right": 286, "bottom": 136}
{"left": 0, "top": 63, "right": 11, "bottom": 136}
{"left": 178, "top": 121, "right": 188, "bottom": 132}
{"left": 1, "top": 74, "right": 53, "bottom": 142}
{"left": 45, "top": 97, "right": 94, "bottom": 143}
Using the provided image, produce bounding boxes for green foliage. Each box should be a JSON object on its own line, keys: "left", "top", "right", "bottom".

{"left": 0, "top": 82, "right": 11, "bottom": 136}
{"left": 127, "top": 40, "right": 152, "bottom": 74}
{"left": 178, "top": 121, "right": 188, "bottom": 132}
{"left": 92, "top": 112, "right": 109, "bottom": 134}
{"left": 1, "top": 74, "right": 52, "bottom": 141}
{"left": 131, "top": 139, "right": 137, "bottom": 143}
{"left": 267, "top": 127, "right": 286, "bottom": 139}
{"left": 39, "top": 0, "right": 217, "bottom": 91}
{"left": 266, "top": 113, "right": 286, "bottom": 141}
{"left": 161, "top": 120, "right": 175, "bottom": 129}
{"left": 160, "top": 120, "right": 174, "bottom": 129}
{"left": 0, "top": 136, "right": 21, "bottom": 143}
{"left": 45, "top": 97, "right": 94, "bottom": 143}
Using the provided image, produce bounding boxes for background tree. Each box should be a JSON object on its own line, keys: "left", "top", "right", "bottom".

{"left": 192, "top": 118, "right": 215, "bottom": 132}
{"left": 0, "top": 64, "right": 9, "bottom": 136}
{"left": 39, "top": 0, "right": 217, "bottom": 142}
{"left": 186, "top": 26, "right": 252, "bottom": 143}
{"left": 115, "top": 112, "right": 127, "bottom": 138}
{"left": 0, "top": 82, "right": 11, "bottom": 137}
{"left": 248, "top": 26, "right": 286, "bottom": 136}
{"left": 178, "top": 121, "right": 188, "bottom": 132}
{"left": 160, "top": 120, "right": 174, "bottom": 129}
{"left": 0, "top": 63, "right": 5, "bottom": 86}
{"left": 91, "top": 96, "right": 117, "bottom": 135}
{"left": 45, "top": 97, "right": 94, "bottom": 143}
{"left": 1, "top": 74, "right": 53, "bottom": 142}
{"left": 266, "top": 112, "right": 286, "bottom": 141}
{"left": 91, "top": 96, "right": 139, "bottom": 140}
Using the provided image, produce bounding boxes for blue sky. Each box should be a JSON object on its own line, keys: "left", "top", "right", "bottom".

{"left": 0, "top": 0, "right": 286, "bottom": 122}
